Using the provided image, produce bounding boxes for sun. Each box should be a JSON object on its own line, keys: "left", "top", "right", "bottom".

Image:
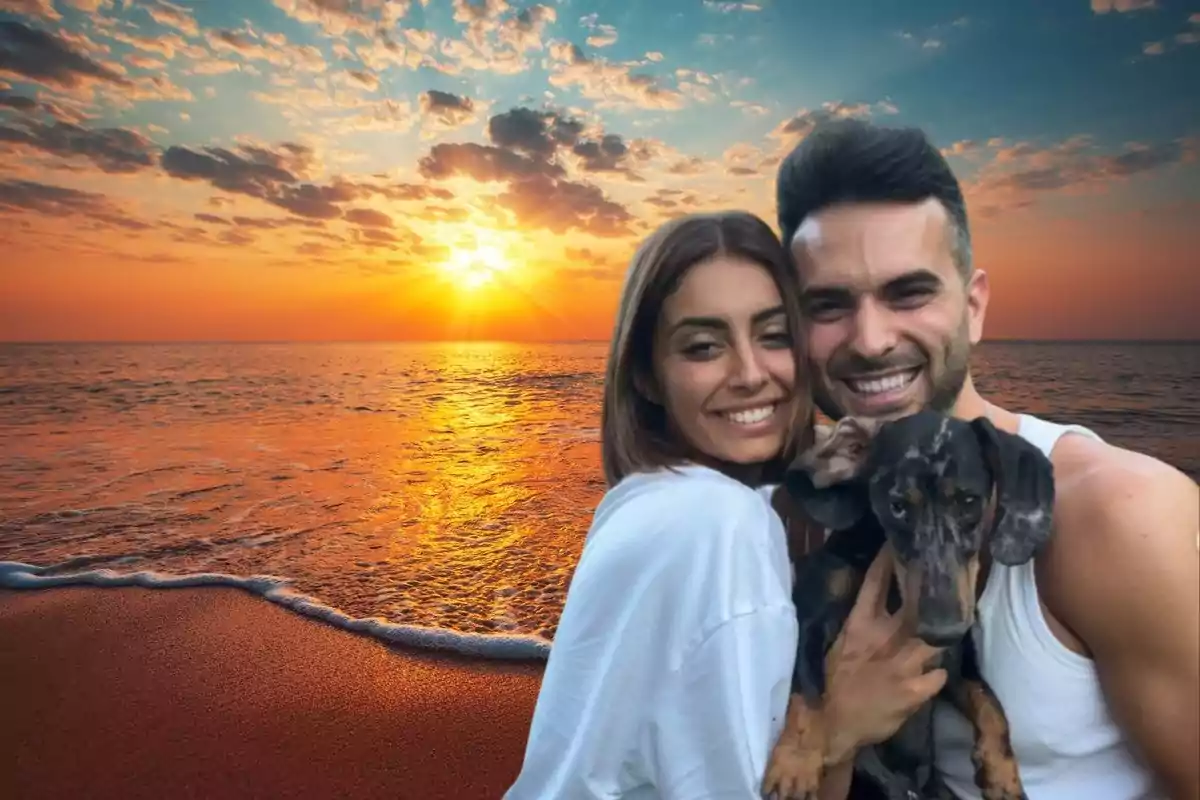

{"left": 442, "top": 243, "right": 511, "bottom": 290}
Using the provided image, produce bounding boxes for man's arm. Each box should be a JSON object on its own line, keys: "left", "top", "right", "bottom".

{"left": 1047, "top": 446, "right": 1199, "bottom": 800}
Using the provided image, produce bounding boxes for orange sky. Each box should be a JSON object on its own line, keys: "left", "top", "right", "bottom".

{"left": 1, "top": 1, "right": 1198, "bottom": 341}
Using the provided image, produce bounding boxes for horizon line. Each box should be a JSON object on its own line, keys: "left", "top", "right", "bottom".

{"left": 1, "top": 337, "right": 1197, "bottom": 346}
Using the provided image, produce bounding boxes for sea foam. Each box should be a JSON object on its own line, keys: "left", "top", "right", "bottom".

{"left": 0, "top": 560, "right": 552, "bottom": 661}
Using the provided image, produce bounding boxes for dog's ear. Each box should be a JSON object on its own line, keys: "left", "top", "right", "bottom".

{"left": 783, "top": 417, "right": 879, "bottom": 531}
{"left": 971, "top": 416, "right": 1056, "bottom": 565}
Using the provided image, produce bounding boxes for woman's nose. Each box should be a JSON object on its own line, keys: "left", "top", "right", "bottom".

{"left": 728, "top": 346, "right": 768, "bottom": 391}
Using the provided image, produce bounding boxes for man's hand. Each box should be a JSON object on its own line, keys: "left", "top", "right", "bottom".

{"left": 822, "top": 545, "right": 948, "bottom": 766}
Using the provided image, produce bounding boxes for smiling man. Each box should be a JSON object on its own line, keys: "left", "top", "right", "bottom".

{"left": 774, "top": 118, "right": 1199, "bottom": 800}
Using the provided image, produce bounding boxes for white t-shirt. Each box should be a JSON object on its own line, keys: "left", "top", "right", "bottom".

{"left": 504, "top": 464, "right": 798, "bottom": 799}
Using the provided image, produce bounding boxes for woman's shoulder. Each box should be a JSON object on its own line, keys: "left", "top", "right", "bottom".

{"left": 570, "top": 464, "right": 793, "bottom": 649}
{"left": 597, "top": 464, "right": 768, "bottom": 523}
{"left": 582, "top": 464, "right": 783, "bottom": 565}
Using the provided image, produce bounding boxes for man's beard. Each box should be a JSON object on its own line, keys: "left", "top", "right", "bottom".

{"left": 811, "top": 322, "right": 972, "bottom": 421}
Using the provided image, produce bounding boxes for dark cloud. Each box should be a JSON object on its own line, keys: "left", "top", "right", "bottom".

{"left": 231, "top": 215, "right": 323, "bottom": 229}
{"left": 418, "top": 105, "right": 637, "bottom": 238}
{"left": 420, "top": 89, "right": 477, "bottom": 129}
{"left": 369, "top": 181, "right": 453, "bottom": 202}
{"left": 270, "top": 181, "right": 358, "bottom": 219}
{"left": 982, "top": 139, "right": 1194, "bottom": 195}
{"left": 161, "top": 142, "right": 352, "bottom": 219}
{"left": 0, "top": 90, "right": 37, "bottom": 111}
{"left": 0, "top": 21, "right": 131, "bottom": 90}
{"left": 161, "top": 144, "right": 299, "bottom": 196}
{"left": 220, "top": 228, "right": 255, "bottom": 246}
{"left": 0, "top": 178, "right": 108, "bottom": 215}
{"left": 488, "top": 107, "right": 584, "bottom": 158}
{"left": 163, "top": 141, "right": 448, "bottom": 224}
{"left": 419, "top": 141, "right": 563, "bottom": 182}
{"left": 573, "top": 134, "right": 639, "bottom": 177}
{"left": 0, "top": 120, "right": 157, "bottom": 173}
{"left": 0, "top": 178, "right": 150, "bottom": 231}
{"left": 194, "top": 212, "right": 229, "bottom": 225}
{"left": 423, "top": 90, "right": 472, "bottom": 112}
{"left": 343, "top": 207, "right": 392, "bottom": 227}
{"left": 502, "top": 174, "right": 632, "bottom": 237}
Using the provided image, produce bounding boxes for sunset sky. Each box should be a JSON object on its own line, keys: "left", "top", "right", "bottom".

{"left": 1, "top": 0, "right": 1197, "bottom": 342}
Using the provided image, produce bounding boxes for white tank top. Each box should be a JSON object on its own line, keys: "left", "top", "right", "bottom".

{"left": 931, "top": 413, "right": 1163, "bottom": 800}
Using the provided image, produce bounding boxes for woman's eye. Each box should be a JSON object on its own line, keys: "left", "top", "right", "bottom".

{"left": 682, "top": 341, "right": 719, "bottom": 359}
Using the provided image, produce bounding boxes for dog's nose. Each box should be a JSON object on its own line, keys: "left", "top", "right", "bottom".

{"left": 916, "top": 624, "right": 967, "bottom": 648}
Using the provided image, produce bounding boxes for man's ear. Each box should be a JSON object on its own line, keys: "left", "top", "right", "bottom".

{"left": 966, "top": 268, "right": 990, "bottom": 346}
{"left": 783, "top": 417, "right": 880, "bottom": 531}
{"left": 971, "top": 416, "right": 1056, "bottom": 565}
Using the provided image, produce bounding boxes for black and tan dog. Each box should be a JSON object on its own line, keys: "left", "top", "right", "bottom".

{"left": 761, "top": 409, "right": 1056, "bottom": 800}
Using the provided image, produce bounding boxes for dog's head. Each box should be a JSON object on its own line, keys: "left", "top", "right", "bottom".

{"left": 784, "top": 410, "right": 1056, "bottom": 646}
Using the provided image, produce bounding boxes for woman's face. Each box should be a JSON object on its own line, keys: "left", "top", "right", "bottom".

{"left": 651, "top": 254, "right": 799, "bottom": 471}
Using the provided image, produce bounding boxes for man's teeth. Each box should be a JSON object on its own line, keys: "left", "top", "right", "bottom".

{"left": 725, "top": 405, "right": 775, "bottom": 425}
{"left": 848, "top": 370, "right": 917, "bottom": 395}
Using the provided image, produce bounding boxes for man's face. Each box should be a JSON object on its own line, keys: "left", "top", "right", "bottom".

{"left": 790, "top": 198, "right": 989, "bottom": 422}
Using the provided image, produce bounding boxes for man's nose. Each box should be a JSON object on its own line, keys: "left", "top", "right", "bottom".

{"left": 850, "top": 301, "right": 899, "bottom": 359}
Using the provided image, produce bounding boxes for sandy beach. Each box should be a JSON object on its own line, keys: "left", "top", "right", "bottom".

{"left": 0, "top": 586, "right": 545, "bottom": 800}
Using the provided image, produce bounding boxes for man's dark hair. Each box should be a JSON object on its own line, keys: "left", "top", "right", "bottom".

{"left": 775, "top": 117, "right": 973, "bottom": 277}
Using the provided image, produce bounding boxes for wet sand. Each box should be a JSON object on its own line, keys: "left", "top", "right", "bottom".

{"left": 0, "top": 586, "right": 544, "bottom": 799}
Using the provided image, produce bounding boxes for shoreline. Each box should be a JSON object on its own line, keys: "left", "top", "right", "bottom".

{"left": 0, "top": 585, "right": 545, "bottom": 800}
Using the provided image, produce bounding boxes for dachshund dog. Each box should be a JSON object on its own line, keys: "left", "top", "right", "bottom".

{"left": 761, "top": 409, "right": 1056, "bottom": 800}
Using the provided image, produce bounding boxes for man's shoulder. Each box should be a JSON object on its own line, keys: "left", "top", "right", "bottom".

{"left": 1049, "top": 433, "right": 1195, "bottom": 543}
{"left": 1040, "top": 430, "right": 1198, "bottom": 634}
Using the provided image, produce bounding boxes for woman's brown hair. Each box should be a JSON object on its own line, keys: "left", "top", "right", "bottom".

{"left": 600, "top": 210, "right": 814, "bottom": 487}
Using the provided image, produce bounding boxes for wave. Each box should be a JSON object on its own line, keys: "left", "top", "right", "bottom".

{"left": 0, "top": 560, "right": 552, "bottom": 662}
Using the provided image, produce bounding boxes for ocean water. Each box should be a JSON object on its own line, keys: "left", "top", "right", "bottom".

{"left": 1, "top": 341, "right": 1196, "bottom": 660}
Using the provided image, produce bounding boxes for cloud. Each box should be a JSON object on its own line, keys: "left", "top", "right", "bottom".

{"left": 1141, "top": 14, "right": 1200, "bottom": 56}
{"left": 731, "top": 99, "right": 770, "bottom": 116}
{"left": 419, "top": 89, "right": 482, "bottom": 136}
{"left": 142, "top": 0, "right": 200, "bottom": 37}
{"left": 0, "top": 88, "right": 93, "bottom": 123}
{"left": 203, "top": 27, "right": 328, "bottom": 73}
{"left": 0, "top": 178, "right": 150, "bottom": 230}
{"left": 344, "top": 207, "right": 393, "bottom": 227}
{"left": 0, "top": 20, "right": 130, "bottom": 91}
{"left": 160, "top": 141, "right": 327, "bottom": 209}
{"left": 0, "top": 119, "right": 158, "bottom": 173}
{"left": 0, "top": 0, "right": 61, "bottom": 21}
{"left": 271, "top": 0, "right": 415, "bottom": 39}
{"left": 702, "top": 1, "right": 763, "bottom": 11}
{"left": 417, "top": 105, "right": 637, "bottom": 238}
{"left": 0, "top": 89, "right": 37, "bottom": 111}
{"left": 1091, "top": 0, "right": 1156, "bottom": 13}
{"left": 964, "top": 136, "right": 1196, "bottom": 217}
{"left": 102, "top": 28, "right": 205, "bottom": 61}
{"left": 578, "top": 14, "right": 618, "bottom": 48}
{"left": 768, "top": 100, "right": 899, "bottom": 149}
{"left": 546, "top": 41, "right": 687, "bottom": 110}
{"left": 159, "top": 137, "right": 454, "bottom": 232}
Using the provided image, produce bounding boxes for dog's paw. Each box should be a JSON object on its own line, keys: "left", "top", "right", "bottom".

{"left": 761, "top": 737, "right": 823, "bottom": 800}
{"left": 972, "top": 748, "right": 1026, "bottom": 800}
